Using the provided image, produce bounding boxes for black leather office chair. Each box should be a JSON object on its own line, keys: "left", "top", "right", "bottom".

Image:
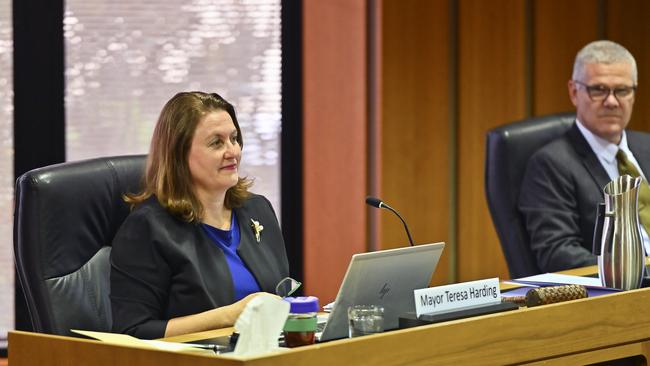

{"left": 14, "top": 155, "right": 146, "bottom": 335}
{"left": 485, "top": 113, "right": 575, "bottom": 278}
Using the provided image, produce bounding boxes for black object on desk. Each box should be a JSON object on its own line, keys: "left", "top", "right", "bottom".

{"left": 398, "top": 301, "right": 519, "bottom": 329}
{"left": 184, "top": 334, "right": 235, "bottom": 353}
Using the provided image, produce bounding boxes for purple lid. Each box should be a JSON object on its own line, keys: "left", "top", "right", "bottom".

{"left": 284, "top": 296, "right": 319, "bottom": 313}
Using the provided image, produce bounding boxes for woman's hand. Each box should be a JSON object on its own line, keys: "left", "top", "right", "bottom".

{"left": 223, "top": 292, "right": 283, "bottom": 323}
{"left": 164, "top": 292, "right": 279, "bottom": 337}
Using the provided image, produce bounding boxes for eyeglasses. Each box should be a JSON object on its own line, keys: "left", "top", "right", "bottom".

{"left": 573, "top": 80, "right": 636, "bottom": 102}
{"left": 275, "top": 277, "right": 302, "bottom": 297}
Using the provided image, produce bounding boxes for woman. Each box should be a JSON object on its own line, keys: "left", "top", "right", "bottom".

{"left": 110, "top": 92, "right": 289, "bottom": 339}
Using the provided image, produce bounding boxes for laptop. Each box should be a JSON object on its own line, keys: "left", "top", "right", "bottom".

{"left": 317, "top": 242, "right": 445, "bottom": 342}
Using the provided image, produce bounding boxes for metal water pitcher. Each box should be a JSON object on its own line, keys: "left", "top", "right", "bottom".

{"left": 596, "top": 175, "right": 645, "bottom": 290}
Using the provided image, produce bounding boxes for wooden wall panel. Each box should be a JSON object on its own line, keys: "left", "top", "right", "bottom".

{"left": 606, "top": 0, "right": 650, "bottom": 132}
{"left": 302, "top": 0, "right": 367, "bottom": 303}
{"left": 298, "top": 0, "right": 650, "bottom": 297}
{"left": 380, "top": 0, "right": 452, "bottom": 284}
{"left": 457, "top": 0, "right": 527, "bottom": 281}
{"left": 533, "top": 0, "right": 600, "bottom": 115}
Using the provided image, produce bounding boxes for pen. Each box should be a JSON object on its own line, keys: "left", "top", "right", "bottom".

{"left": 501, "top": 295, "right": 526, "bottom": 306}
{"left": 184, "top": 343, "right": 221, "bottom": 353}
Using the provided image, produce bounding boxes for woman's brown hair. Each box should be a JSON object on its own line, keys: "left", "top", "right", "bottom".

{"left": 126, "top": 91, "right": 251, "bottom": 222}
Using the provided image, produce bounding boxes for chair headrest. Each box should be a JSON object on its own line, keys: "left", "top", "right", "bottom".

{"left": 485, "top": 113, "right": 575, "bottom": 277}
{"left": 15, "top": 155, "right": 145, "bottom": 279}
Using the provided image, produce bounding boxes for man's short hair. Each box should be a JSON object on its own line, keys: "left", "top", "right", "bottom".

{"left": 572, "top": 40, "right": 637, "bottom": 83}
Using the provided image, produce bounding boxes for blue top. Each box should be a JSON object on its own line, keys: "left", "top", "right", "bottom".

{"left": 201, "top": 214, "right": 261, "bottom": 301}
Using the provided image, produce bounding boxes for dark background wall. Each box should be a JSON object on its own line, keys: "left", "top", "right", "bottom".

{"left": 13, "top": 0, "right": 65, "bottom": 332}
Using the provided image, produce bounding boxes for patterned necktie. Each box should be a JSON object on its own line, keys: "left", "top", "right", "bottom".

{"left": 616, "top": 149, "right": 650, "bottom": 233}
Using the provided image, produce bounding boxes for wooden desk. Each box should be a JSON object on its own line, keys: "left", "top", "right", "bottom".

{"left": 9, "top": 286, "right": 650, "bottom": 365}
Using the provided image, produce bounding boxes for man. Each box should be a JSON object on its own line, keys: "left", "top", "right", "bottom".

{"left": 519, "top": 40, "right": 650, "bottom": 272}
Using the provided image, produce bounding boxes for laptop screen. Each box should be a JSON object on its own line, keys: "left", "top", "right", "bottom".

{"left": 319, "top": 242, "right": 445, "bottom": 341}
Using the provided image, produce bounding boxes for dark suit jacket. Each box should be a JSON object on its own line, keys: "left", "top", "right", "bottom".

{"left": 110, "top": 194, "right": 289, "bottom": 339}
{"left": 518, "top": 123, "right": 650, "bottom": 272}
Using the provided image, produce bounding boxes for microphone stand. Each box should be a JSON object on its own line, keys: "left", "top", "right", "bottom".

{"left": 381, "top": 203, "right": 415, "bottom": 246}
{"left": 366, "top": 196, "right": 415, "bottom": 246}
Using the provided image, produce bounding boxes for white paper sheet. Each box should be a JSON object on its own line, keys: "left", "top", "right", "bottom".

{"left": 504, "top": 273, "right": 603, "bottom": 288}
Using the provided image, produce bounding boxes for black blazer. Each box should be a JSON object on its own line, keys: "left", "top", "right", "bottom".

{"left": 110, "top": 194, "right": 289, "bottom": 339}
{"left": 518, "top": 123, "right": 650, "bottom": 273}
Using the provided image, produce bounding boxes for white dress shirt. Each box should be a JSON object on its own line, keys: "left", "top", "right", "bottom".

{"left": 576, "top": 119, "right": 650, "bottom": 255}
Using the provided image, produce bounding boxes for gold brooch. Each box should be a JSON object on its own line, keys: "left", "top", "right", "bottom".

{"left": 251, "top": 219, "right": 264, "bottom": 243}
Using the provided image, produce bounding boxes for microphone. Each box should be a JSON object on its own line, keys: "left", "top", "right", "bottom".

{"left": 365, "top": 196, "right": 414, "bottom": 246}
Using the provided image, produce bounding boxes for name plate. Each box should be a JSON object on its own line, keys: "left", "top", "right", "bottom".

{"left": 414, "top": 278, "right": 501, "bottom": 317}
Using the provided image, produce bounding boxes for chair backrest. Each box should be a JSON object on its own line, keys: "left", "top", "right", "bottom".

{"left": 485, "top": 113, "right": 575, "bottom": 278}
{"left": 14, "top": 155, "right": 146, "bottom": 335}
